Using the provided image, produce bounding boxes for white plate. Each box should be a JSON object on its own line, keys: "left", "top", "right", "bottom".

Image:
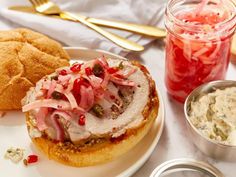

{"left": 0, "top": 47, "right": 165, "bottom": 177}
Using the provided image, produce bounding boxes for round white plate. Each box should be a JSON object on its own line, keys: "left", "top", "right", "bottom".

{"left": 0, "top": 47, "right": 165, "bottom": 177}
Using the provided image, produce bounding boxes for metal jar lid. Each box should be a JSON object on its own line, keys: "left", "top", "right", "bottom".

{"left": 150, "top": 158, "right": 224, "bottom": 177}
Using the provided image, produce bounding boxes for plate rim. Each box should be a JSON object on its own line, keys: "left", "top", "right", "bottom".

{"left": 63, "top": 46, "right": 127, "bottom": 60}
{"left": 64, "top": 47, "right": 165, "bottom": 177}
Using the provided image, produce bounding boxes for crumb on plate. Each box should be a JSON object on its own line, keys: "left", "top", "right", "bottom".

{"left": 4, "top": 147, "right": 25, "bottom": 163}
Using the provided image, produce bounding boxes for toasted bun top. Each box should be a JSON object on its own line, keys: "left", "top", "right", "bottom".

{"left": 0, "top": 28, "right": 70, "bottom": 110}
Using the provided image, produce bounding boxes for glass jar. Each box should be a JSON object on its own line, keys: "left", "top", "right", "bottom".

{"left": 164, "top": 0, "right": 236, "bottom": 102}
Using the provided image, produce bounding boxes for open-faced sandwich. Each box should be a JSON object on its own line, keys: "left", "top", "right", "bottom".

{"left": 22, "top": 56, "right": 159, "bottom": 167}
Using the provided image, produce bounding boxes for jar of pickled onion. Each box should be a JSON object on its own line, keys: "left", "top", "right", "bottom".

{"left": 165, "top": 0, "right": 236, "bottom": 102}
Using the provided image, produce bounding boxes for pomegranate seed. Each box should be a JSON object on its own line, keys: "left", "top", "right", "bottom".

{"left": 62, "top": 95, "right": 68, "bottom": 101}
{"left": 48, "top": 108, "right": 56, "bottom": 112}
{"left": 73, "top": 78, "right": 82, "bottom": 95}
{"left": 59, "top": 69, "right": 67, "bottom": 76}
{"left": 110, "top": 95, "right": 115, "bottom": 100}
{"left": 27, "top": 155, "right": 38, "bottom": 164}
{"left": 72, "top": 78, "right": 82, "bottom": 103}
{"left": 73, "top": 78, "right": 91, "bottom": 105}
{"left": 107, "top": 67, "right": 118, "bottom": 74}
{"left": 62, "top": 82, "right": 69, "bottom": 89}
{"left": 78, "top": 114, "right": 86, "bottom": 126}
{"left": 85, "top": 67, "right": 92, "bottom": 76}
{"left": 73, "top": 78, "right": 90, "bottom": 92}
{"left": 70, "top": 63, "right": 82, "bottom": 72}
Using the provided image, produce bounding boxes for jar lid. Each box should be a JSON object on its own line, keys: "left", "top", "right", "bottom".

{"left": 150, "top": 158, "right": 224, "bottom": 177}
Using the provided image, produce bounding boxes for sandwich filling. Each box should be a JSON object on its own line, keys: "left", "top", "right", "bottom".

{"left": 22, "top": 57, "right": 149, "bottom": 144}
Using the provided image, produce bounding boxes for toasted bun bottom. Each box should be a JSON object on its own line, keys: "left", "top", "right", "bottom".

{"left": 26, "top": 97, "right": 158, "bottom": 167}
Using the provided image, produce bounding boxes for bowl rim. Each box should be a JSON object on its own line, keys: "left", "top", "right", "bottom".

{"left": 184, "top": 80, "right": 236, "bottom": 149}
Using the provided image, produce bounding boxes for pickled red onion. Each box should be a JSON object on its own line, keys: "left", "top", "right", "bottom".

{"left": 195, "top": 0, "right": 209, "bottom": 16}
{"left": 64, "top": 92, "right": 79, "bottom": 110}
{"left": 36, "top": 108, "right": 48, "bottom": 131}
{"left": 50, "top": 114, "right": 64, "bottom": 141}
{"left": 209, "top": 39, "right": 221, "bottom": 59}
{"left": 58, "top": 75, "right": 71, "bottom": 85}
{"left": 79, "top": 85, "right": 90, "bottom": 110}
{"left": 110, "top": 76, "right": 136, "bottom": 86}
{"left": 97, "top": 56, "right": 109, "bottom": 69}
{"left": 42, "top": 80, "right": 51, "bottom": 90}
{"left": 165, "top": 0, "right": 234, "bottom": 103}
{"left": 55, "top": 84, "right": 64, "bottom": 93}
{"left": 56, "top": 67, "right": 72, "bottom": 75}
{"left": 193, "top": 47, "right": 209, "bottom": 58}
{"left": 35, "top": 90, "right": 45, "bottom": 98}
{"left": 64, "top": 79, "right": 74, "bottom": 93}
{"left": 117, "top": 67, "right": 137, "bottom": 78}
{"left": 47, "top": 80, "right": 57, "bottom": 98}
{"left": 22, "top": 99, "right": 72, "bottom": 112}
{"left": 101, "top": 70, "right": 110, "bottom": 88}
{"left": 43, "top": 82, "right": 64, "bottom": 94}
{"left": 84, "top": 75, "right": 103, "bottom": 88}
{"left": 86, "top": 86, "right": 95, "bottom": 110}
{"left": 51, "top": 110, "right": 72, "bottom": 121}
{"left": 202, "top": 62, "right": 222, "bottom": 82}
{"left": 183, "top": 40, "right": 192, "bottom": 61}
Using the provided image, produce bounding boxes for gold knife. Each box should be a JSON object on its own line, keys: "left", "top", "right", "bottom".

{"left": 8, "top": 6, "right": 166, "bottom": 38}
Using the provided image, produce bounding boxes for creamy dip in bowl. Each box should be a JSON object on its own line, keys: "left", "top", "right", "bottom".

{"left": 184, "top": 80, "right": 236, "bottom": 161}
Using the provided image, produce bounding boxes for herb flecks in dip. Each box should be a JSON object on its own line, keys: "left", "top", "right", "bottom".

{"left": 189, "top": 87, "right": 236, "bottom": 146}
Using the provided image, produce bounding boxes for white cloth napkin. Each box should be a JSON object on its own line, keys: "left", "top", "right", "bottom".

{"left": 0, "top": 0, "right": 165, "bottom": 55}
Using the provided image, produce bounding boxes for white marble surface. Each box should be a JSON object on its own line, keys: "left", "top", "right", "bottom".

{"left": 0, "top": 15, "right": 236, "bottom": 177}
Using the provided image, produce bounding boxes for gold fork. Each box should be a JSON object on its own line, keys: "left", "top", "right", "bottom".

{"left": 28, "top": 0, "right": 144, "bottom": 52}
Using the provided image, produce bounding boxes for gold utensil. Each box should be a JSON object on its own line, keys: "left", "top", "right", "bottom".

{"left": 9, "top": 5, "right": 166, "bottom": 38}
{"left": 28, "top": 0, "right": 144, "bottom": 51}
{"left": 86, "top": 18, "right": 166, "bottom": 38}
